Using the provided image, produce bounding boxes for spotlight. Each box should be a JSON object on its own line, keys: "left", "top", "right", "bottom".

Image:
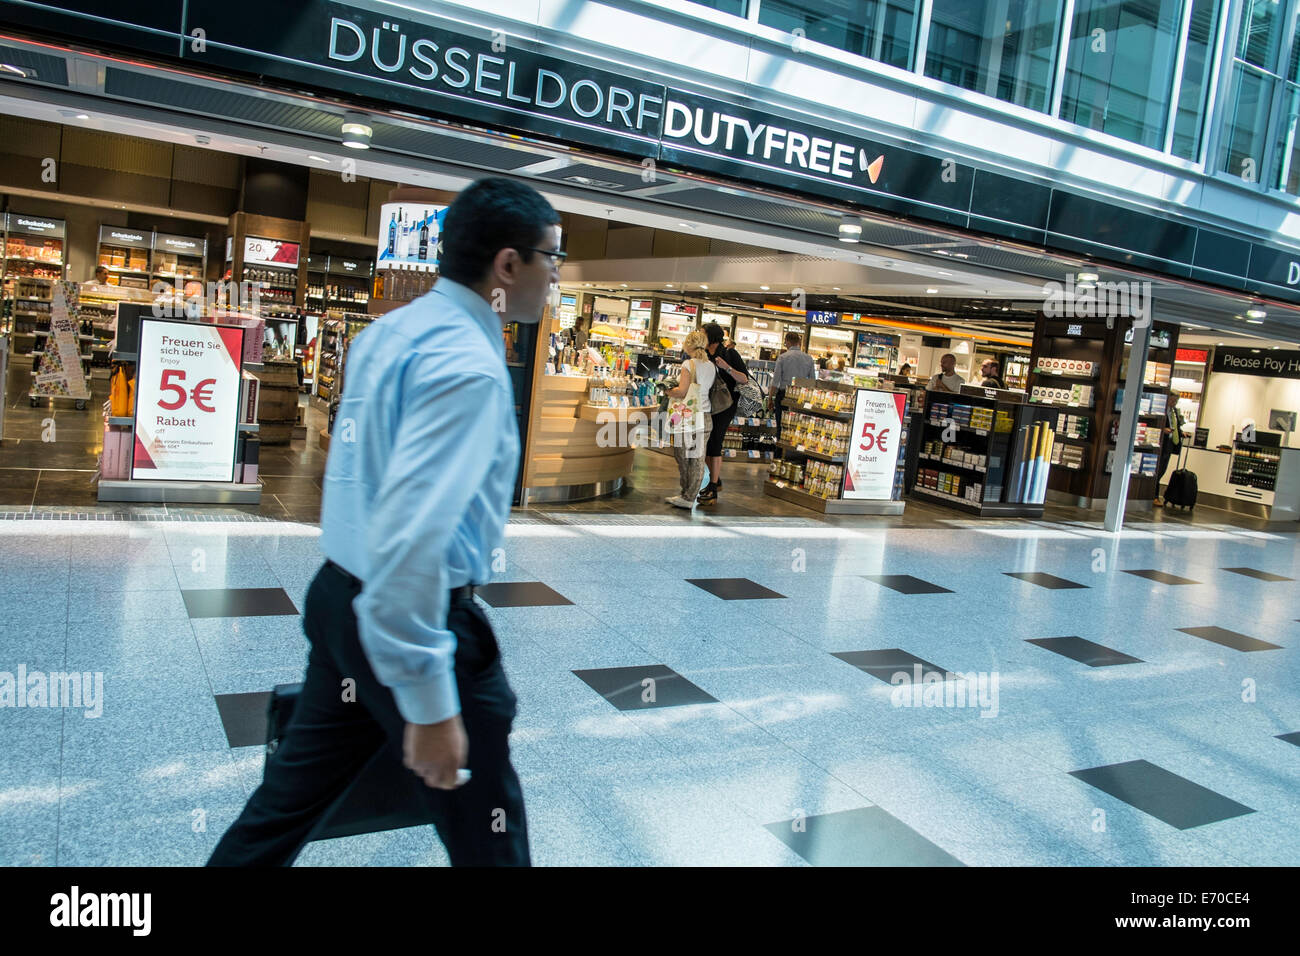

{"left": 838, "top": 215, "right": 863, "bottom": 242}
{"left": 341, "top": 112, "right": 372, "bottom": 149}
{"left": 1077, "top": 271, "right": 1099, "bottom": 283}
{"left": 1246, "top": 308, "right": 1267, "bottom": 319}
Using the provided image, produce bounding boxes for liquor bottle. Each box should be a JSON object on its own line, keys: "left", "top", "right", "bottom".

{"left": 418, "top": 211, "right": 429, "bottom": 261}
{"left": 387, "top": 211, "right": 398, "bottom": 256}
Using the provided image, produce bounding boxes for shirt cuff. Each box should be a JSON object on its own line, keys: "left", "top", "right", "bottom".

{"left": 390, "top": 667, "right": 461, "bottom": 725}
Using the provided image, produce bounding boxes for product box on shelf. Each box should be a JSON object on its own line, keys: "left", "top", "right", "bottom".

{"left": 100, "top": 424, "right": 131, "bottom": 479}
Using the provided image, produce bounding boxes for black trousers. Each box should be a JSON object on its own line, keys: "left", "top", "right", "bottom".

{"left": 208, "top": 562, "right": 529, "bottom": 866}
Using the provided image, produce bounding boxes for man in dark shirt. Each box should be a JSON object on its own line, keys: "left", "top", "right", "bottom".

{"left": 977, "top": 358, "right": 1004, "bottom": 389}
{"left": 699, "top": 322, "right": 750, "bottom": 504}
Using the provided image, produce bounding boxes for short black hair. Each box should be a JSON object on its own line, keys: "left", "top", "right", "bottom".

{"left": 703, "top": 322, "right": 726, "bottom": 345}
{"left": 783, "top": 330, "right": 801, "bottom": 346}
{"left": 439, "top": 177, "right": 560, "bottom": 286}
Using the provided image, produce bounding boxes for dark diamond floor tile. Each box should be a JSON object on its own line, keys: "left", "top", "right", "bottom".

{"left": 1276, "top": 732, "right": 1300, "bottom": 747}
{"left": 1069, "top": 759, "right": 1255, "bottom": 830}
{"left": 214, "top": 691, "right": 273, "bottom": 748}
{"left": 1123, "top": 569, "right": 1199, "bottom": 585}
{"left": 686, "top": 577, "right": 786, "bottom": 600}
{"left": 1223, "top": 567, "right": 1293, "bottom": 582}
{"left": 475, "top": 581, "right": 573, "bottom": 607}
{"left": 765, "top": 807, "right": 964, "bottom": 866}
{"left": 833, "top": 648, "right": 954, "bottom": 683}
{"left": 1004, "top": 571, "right": 1088, "bottom": 590}
{"left": 1026, "top": 636, "right": 1143, "bottom": 667}
{"left": 1176, "top": 626, "right": 1282, "bottom": 652}
{"left": 862, "top": 574, "right": 952, "bottom": 594}
{"left": 571, "top": 664, "right": 718, "bottom": 710}
{"left": 182, "top": 587, "right": 300, "bottom": 618}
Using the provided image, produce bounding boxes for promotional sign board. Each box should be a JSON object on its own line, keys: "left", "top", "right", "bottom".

{"left": 33, "top": 281, "right": 90, "bottom": 400}
{"left": 243, "top": 236, "right": 300, "bottom": 268}
{"left": 378, "top": 204, "right": 446, "bottom": 268}
{"left": 131, "top": 318, "right": 245, "bottom": 482}
{"left": 843, "top": 388, "right": 905, "bottom": 500}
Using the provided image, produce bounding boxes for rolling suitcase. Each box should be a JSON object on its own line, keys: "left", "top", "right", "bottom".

{"left": 1163, "top": 444, "right": 1197, "bottom": 511}
{"left": 266, "top": 683, "right": 438, "bottom": 840}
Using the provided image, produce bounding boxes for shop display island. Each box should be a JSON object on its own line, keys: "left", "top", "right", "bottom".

{"left": 765, "top": 377, "right": 908, "bottom": 515}
{"left": 908, "top": 389, "right": 1057, "bottom": 517}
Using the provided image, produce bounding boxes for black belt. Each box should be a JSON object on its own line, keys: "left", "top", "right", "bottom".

{"left": 327, "top": 561, "right": 476, "bottom": 602}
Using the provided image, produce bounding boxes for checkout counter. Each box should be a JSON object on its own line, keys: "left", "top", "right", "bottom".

{"left": 1182, "top": 439, "right": 1300, "bottom": 522}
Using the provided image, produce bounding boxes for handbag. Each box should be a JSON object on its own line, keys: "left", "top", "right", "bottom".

{"left": 735, "top": 375, "right": 765, "bottom": 418}
{"left": 665, "top": 360, "right": 706, "bottom": 435}
{"left": 708, "top": 365, "right": 733, "bottom": 414}
{"left": 266, "top": 683, "right": 437, "bottom": 840}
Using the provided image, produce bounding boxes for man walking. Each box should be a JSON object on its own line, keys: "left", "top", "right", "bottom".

{"left": 772, "top": 330, "right": 815, "bottom": 436}
{"left": 208, "top": 178, "right": 562, "bottom": 866}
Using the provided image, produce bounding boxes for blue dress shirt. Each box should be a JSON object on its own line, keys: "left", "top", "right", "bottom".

{"left": 320, "top": 278, "right": 519, "bottom": 725}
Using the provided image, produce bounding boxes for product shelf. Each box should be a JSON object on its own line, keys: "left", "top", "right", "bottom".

{"left": 781, "top": 397, "right": 854, "bottom": 420}
{"left": 776, "top": 440, "right": 846, "bottom": 464}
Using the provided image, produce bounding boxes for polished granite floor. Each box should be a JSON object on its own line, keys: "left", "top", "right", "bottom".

{"left": 1, "top": 507, "right": 1298, "bottom": 866}
{"left": 3, "top": 364, "right": 1299, "bottom": 866}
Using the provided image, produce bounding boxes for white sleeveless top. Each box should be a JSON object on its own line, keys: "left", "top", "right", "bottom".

{"left": 688, "top": 358, "right": 717, "bottom": 414}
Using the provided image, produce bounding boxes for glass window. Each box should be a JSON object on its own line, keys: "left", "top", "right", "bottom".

{"left": 1237, "top": 0, "right": 1284, "bottom": 72}
{"left": 1272, "top": 81, "right": 1300, "bottom": 192}
{"left": 923, "top": 0, "right": 1062, "bottom": 113}
{"left": 1059, "top": 0, "right": 1183, "bottom": 150}
{"left": 685, "top": 0, "right": 747, "bottom": 15}
{"left": 758, "top": 0, "right": 922, "bottom": 70}
{"left": 1218, "top": 63, "right": 1276, "bottom": 183}
{"left": 1170, "top": 0, "right": 1222, "bottom": 160}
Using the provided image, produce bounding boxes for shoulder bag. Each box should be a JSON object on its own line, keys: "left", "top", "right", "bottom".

{"left": 665, "top": 359, "right": 706, "bottom": 435}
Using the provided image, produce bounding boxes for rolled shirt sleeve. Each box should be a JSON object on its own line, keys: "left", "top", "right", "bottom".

{"left": 354, "top": 368, "right": 502, "bottom": 725}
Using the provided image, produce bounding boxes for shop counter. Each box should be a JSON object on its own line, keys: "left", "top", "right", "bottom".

{"left": 519, "top": 371, "right": 651, "bottom": 504}
{"left": 1183, "top": 446, "right": 1300, "bottom": 522}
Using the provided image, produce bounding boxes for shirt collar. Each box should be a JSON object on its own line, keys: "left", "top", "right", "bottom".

{"left": 432, "top": 277, "right": 504, "bottom": 347}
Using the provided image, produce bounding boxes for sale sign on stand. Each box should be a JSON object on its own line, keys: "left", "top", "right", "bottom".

{"left": 131, "top": 318, "right": 245, "bottom": 482}
{"left": 843, "top": 388, "right": 906, "bottom": 500}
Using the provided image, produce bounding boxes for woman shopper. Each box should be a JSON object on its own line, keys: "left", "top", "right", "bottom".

{"left": 662, "top": 329, "right": 715, "bottom": 509}
{"left": 699, "top": 321, "right": 749, "bottom": 505}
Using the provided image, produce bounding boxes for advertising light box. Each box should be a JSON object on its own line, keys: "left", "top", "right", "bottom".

{"left": 843, "top": 388, "right": 905, "bottom": 500}
{"left": 244, "top": 236, "right": 300, "bottom": 268}
{"left": 131, "top": 318, "right": 245, "bottom": 483}
{"left": 378, "top": 203, "right": 447, "bottom": 268}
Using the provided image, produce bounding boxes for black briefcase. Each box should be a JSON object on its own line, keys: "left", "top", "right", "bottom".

{"left": 266, "top": 683, "right": 438, "bottom": 840}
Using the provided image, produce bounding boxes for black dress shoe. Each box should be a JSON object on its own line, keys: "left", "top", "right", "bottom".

{"left": 696, "top": 482, "right": 718, "bottom": 504}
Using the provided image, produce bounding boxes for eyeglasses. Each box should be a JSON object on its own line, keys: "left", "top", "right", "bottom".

{"left": 516, "top": 247, "right": 568, "bottom": 266}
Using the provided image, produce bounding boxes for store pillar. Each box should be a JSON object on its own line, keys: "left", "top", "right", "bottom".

{"left": 1105, "top": 320, "right": 1152, "bottom": 533}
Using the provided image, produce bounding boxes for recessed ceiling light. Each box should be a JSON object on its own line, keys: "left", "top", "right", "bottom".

{"left": 1077, "top": 272, "right": 1099, "bottom": 282}
{"left": 760, "top": 285, "right": 770, "bottom": 291}
{"left": 1002, "top": 306, "right": 1009, "bottom": 311}
{"left": 665, "top": 283, "right": 673, "bottom": 287}
{"left": 700, "top": 284, "right": 708, "bottom": 289}
{"left": 1218, "top": 342, "right": 1225, "bottom": 346}
{"left": 1247, "top": 319, "right": 1264, "bottom": 324}
{"left": 1247, "top": 308, "right": 1267, "bottom": 319}
{"left": 832, "top": 287, "right": 840, "bottom": 291}
{"left": 1273, "top": 346, "right": 1280, "bottom": 350}
{"left": 926, "top": 288, "right": 938, "bottom": 294}
{"left": 838, "top": 215, "right": 863, "bottom": 242}
{"left": 307, "top": 155, "right": 330, "bottom": 164}
{"left": 620, "top": 283, "right": 628, "bottom": 287}
{"left": 0, "top": 64, "right": 28, "bottom": 77}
